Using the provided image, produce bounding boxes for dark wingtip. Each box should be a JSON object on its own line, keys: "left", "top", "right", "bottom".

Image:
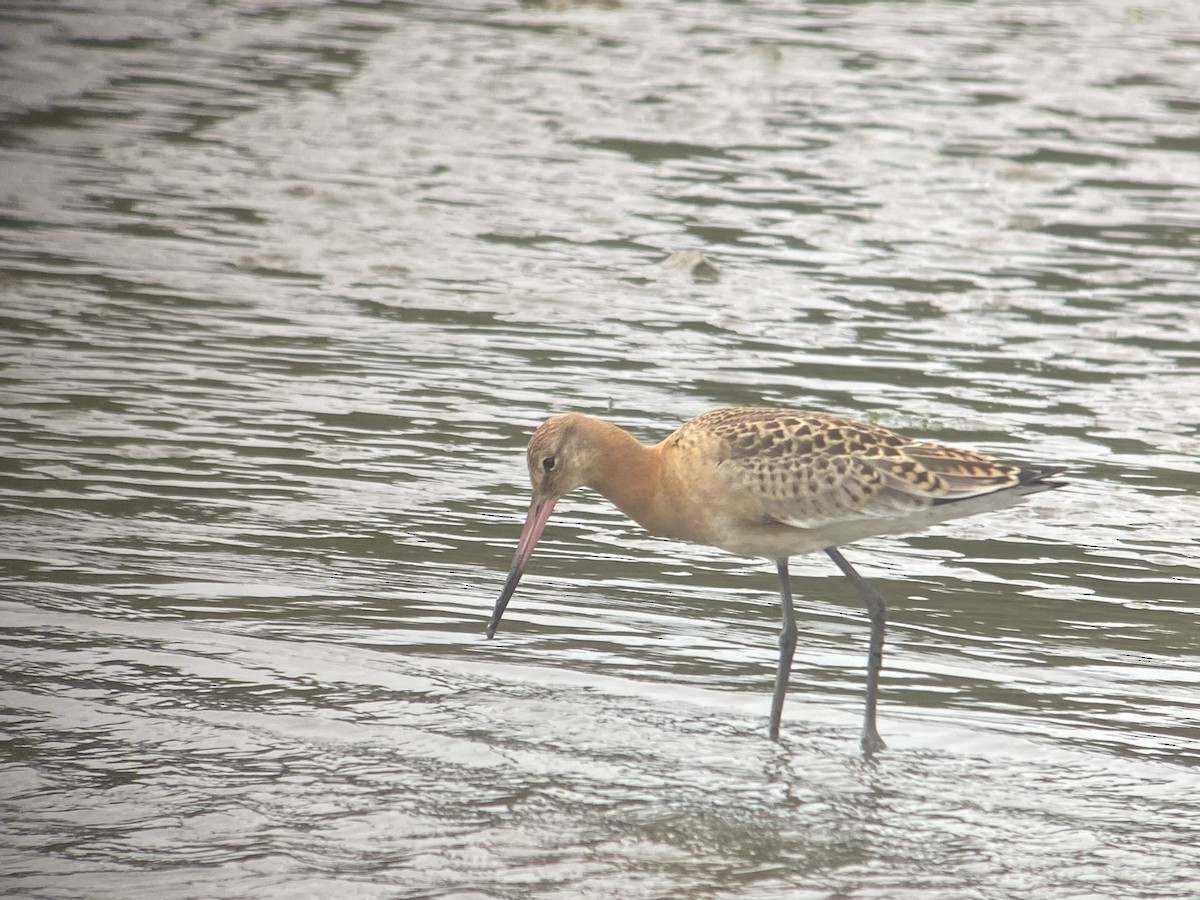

{"left": 929, "top": 463, "right": 1069, "bottom": 506}
{"left": 1017, "top": 464, "right": 1069, "bottom": 489}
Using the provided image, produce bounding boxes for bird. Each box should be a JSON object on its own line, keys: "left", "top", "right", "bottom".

{"left": 485, "top": 407, "right": 1067, "bottom": 753}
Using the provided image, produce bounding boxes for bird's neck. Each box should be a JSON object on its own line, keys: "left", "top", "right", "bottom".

{"left": 581, "top": 419, "right": 663, "bottom": 532}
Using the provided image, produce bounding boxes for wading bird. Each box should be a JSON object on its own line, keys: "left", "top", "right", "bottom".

{"left": 486, "top": 407, "right": 1066, "bottom": 752}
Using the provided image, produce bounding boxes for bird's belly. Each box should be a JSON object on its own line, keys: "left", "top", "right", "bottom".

{"left": 706, "top": 521, "right": 835, "bottom": 560}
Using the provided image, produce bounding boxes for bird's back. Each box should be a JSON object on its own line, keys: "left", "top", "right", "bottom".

{"left": 660, "top": 408, "right": 1065, "bottom": 558}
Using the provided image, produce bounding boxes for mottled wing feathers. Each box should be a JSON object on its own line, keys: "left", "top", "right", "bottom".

{"left": 897, "top": 442, "right": 1021, "bottom": 497}
{"left": 693, "top": 408, "right": 1050, "bottom": 530}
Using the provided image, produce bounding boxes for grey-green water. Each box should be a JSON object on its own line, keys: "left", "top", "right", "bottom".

{"left": 2, "top": 1, "right": 1198, "bottom": 897}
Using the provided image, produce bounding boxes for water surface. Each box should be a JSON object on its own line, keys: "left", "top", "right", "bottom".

{"left": 2, "top": 0, "right": 1198, "bottom": 897}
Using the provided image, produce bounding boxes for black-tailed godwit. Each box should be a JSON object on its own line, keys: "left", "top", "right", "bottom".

{"left": 486, "top": 408, "right": 1067, "bottom": 753}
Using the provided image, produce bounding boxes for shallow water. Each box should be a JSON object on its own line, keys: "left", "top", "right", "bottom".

{"left": 2, "top": 0, "right": 1199, "bottom": 897}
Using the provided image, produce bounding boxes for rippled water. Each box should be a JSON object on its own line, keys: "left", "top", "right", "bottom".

{"left": 2, "top": 0, "right": 1199, "bottom": 897}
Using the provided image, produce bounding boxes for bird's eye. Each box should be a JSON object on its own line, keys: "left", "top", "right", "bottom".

{"left": 542, "top": 456, "right": 556, "bottom": 472}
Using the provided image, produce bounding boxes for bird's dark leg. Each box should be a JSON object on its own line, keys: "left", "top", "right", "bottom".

{"left": 825, "top": 547, "right": 887, "bottom": 755}
{"left": 769, "top": 557, "right": 798, "bottom": 742}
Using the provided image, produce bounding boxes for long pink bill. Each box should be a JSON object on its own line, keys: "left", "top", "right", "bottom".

{"left": 486, "top": 494, "right": 557, "bottom": 638}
